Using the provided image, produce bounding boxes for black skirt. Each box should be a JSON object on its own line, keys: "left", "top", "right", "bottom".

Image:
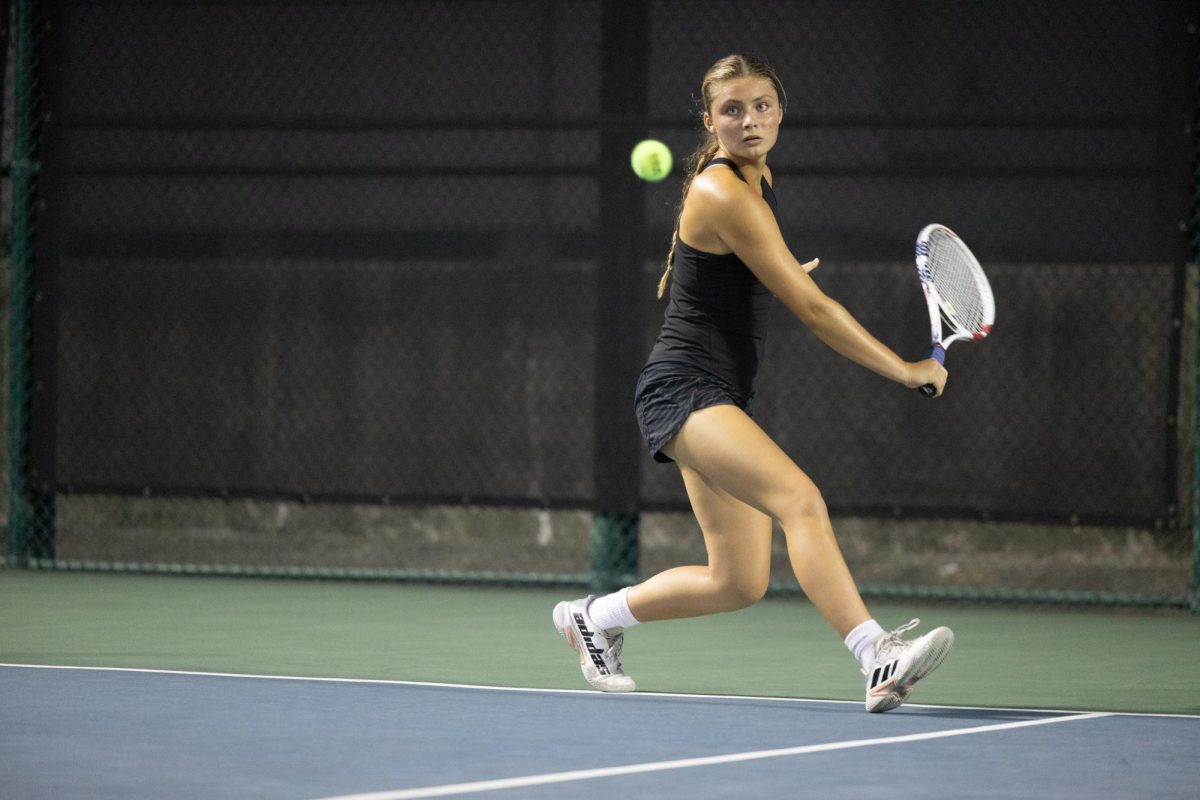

{"left": 633, "top": 361, "right": 755, "bottom": 463}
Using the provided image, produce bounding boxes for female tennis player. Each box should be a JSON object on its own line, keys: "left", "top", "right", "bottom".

{"left": 554, "top": 54, "right": 953, "bottom": 712}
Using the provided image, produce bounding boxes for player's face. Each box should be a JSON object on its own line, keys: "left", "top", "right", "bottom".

{"left": 704, "top": 77, "right": 781, "bottom": 162}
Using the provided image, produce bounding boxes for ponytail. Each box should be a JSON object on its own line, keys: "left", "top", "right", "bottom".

{"left": 656, "top": 134, "right": 720, "bottom": 298}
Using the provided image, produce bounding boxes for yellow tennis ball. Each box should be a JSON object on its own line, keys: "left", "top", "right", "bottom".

{"left": 630, "top": 139, "right": 673, "bottom": 182}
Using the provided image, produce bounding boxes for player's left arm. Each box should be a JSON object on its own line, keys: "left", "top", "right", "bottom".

{"left": 710, "top": 184, "right": 937, "bottom": 389}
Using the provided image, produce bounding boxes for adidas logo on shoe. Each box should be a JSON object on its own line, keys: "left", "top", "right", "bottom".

{"left": 864, "top": 619, "right": 953, "bottom": 713}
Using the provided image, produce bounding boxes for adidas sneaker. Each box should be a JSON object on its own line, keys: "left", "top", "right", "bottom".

{"left": 864, "top": 618, "right": 954, "bottom": 713}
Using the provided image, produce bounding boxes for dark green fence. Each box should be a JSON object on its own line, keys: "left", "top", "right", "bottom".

{"left": 4, "top": 0, "right": 1198, "bottom": 610}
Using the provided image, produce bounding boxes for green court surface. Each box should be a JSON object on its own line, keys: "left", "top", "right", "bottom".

{"left": 1, "top": 570, "right": 1196, "bottom": 715}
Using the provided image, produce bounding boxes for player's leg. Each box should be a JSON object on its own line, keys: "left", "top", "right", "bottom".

{"left": 663, "top": 403, "right": 954, "bottom": 711}
{"left": 662, "top": 403, "right": 869, "bottom": 637}
{"left": 625, "top": 461, "right": 773, "bottom": 622}
{"left": 554, "top": 415, "right": 771, "bottom": 692}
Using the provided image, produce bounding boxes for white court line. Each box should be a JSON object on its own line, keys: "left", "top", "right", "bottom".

{"left": 307, "top": 712, "right": 1111, "bottom": 800}
{"left": 1, "top": 663, "right": 1197, "bottom": 719}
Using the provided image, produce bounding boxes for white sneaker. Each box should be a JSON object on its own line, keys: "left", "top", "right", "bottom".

{"left": 552, "top": 596, "right": 636, "bottom": 692}
{"left": 864, "top": 618, "right": 954, "bottom": 713}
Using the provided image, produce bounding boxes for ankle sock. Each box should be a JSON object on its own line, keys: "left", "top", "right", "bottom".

{"left": 844, "top": 619, "right": 886, "bottom": 671}
{"left": 587, "top": 587, "right": 640, "bottom": 632}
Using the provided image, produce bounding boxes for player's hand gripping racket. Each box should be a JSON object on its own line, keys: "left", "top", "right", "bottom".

{"left": 914, "top": 224, "right": 995, "bottom": 397}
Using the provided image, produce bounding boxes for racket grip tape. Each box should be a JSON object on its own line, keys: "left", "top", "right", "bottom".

{"left": 918, "top": 344, "right": 945, "bottom": 398}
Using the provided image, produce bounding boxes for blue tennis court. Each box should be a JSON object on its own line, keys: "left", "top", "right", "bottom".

{"left": 3, "top": 663, "right": 1196, "bottom": 800}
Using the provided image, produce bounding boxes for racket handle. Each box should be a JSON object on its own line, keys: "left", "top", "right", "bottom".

{"left": 918, "top": 344, "right": 945, "bottom": 398}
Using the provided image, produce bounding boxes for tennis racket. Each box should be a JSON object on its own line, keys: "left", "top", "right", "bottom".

{"left": 914, "top": 224, "right": 994, "bottom": 397}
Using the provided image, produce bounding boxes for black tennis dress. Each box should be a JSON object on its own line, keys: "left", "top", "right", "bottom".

{"left": 634, "top": 157, "right": 779, "bottom": 463}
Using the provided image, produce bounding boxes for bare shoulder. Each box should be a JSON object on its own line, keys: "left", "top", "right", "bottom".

{"left": 689, "top": 164, "right": 755, "bottom": 208}
{"left": 679, "top": 166, "right": 759, "bottom": 253}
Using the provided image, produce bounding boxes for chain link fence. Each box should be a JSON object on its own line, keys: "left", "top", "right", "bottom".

{"left": 4, "top": 0, "right": 1198, "bottom": 607}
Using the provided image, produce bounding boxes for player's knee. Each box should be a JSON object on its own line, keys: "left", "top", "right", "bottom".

{"left": 714, "top": 571, "right": 769, "bottom": 610}
{"left": 775, "top": 475, "right": 828, "bottom": 526}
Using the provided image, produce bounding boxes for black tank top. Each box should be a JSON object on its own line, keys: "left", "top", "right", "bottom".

{"left": 644, "top": 157, "right": 779, "bottom": 393}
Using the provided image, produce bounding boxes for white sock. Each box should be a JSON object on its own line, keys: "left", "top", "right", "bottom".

{"left": 844, "top": 619, "right": 886, "bottom": 671}
{"left": 587, "top": 587, "right": 640, "bottom": 632}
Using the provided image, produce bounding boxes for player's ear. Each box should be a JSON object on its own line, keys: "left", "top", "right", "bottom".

{"left": 702, "top": 111, "right": 714, "bottom": 133}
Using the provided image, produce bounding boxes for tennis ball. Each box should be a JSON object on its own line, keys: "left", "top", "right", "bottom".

{"left": 630, "top": 139, "right": 673, "bottom": 182}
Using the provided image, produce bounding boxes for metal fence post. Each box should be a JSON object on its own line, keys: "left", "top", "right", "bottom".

{"left": 6, "top": 0, "right": 55, "bottom": 567}
{"left": 1190, "top": 17, "right": 1199, "bottom": 613}
{"left": 590, "top": 0, "right": 651, "bottom": 592}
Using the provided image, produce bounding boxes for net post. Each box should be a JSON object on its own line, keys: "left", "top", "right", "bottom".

{"left": 6, "top": 0, "right": 55, "bottom": 567}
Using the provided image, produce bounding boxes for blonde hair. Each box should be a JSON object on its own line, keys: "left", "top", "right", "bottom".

{"left": 656, "top": 54, "right": 787, "bottom": 299}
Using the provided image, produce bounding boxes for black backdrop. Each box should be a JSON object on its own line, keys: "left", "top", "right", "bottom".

{"left": 29, "top": 0, "right": 1197, "bottom": 525}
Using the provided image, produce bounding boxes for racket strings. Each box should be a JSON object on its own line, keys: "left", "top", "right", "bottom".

{"left": 928, "top": 235, "right": 989, "bottom": 334}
